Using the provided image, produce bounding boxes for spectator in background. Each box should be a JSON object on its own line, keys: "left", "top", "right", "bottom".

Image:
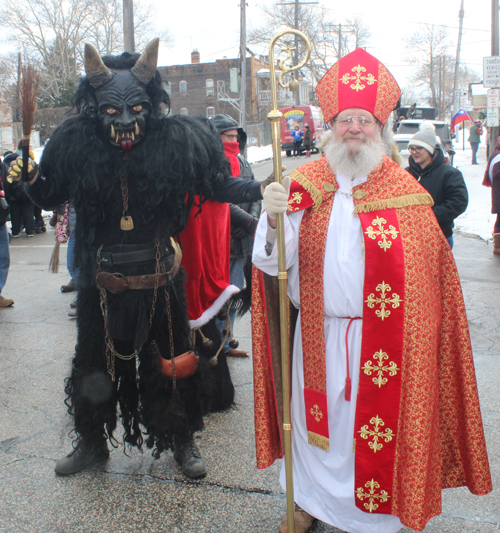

{"left": 483, "top": 135, "right": 500, "bottom": 255}
{"left": 291, "top": 124, "right": 303, "bottom": 158}
{"left": 303, "top": 124, "right": 313, "bottom": 157}
{"left": 3, "top": 150, "right": 35, "bottom": 238}
{"left": 407, "top": 103, "right": 417, "bottom": 119}
{"left": 66, "top": 202, "right": 80, "bottom": 317}
{"left": 468, "top": 120, "right": 483, "bottom": 165}
{"left": 0, "top": 157, "right": 13, "bottom": 307}
{"left": 211, "top": 114, "right": 261, "bottom": 357}
{"left": 406, "top": 122, "right": 468, "bottom": 249}
{"left": 33, "top": 205, "right": 47, "bottom": 234}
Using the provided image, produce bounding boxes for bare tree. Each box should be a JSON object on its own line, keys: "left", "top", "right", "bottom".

{"left": 0, "top": 0, "right": 172, "bottom": 107}
{"left": 404, "top": 25, "right": 479, "bottom": 119}
{"left": 248, "top": 3, "right": 370, "bottom": 83}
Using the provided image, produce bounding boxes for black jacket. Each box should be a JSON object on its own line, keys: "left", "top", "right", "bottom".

{"left": 0, "top": 162, "right": 9, "bottom": 226}
{"left": 210, "top": 114, "right": 262, "bottom": 257}
{"left": 229, "top": 154, "right": 261, "bottom": 258}
{"left": 406, "top": 149, "right": 468, "bottom": 238}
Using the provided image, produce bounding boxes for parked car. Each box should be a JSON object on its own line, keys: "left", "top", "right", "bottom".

{"left": 394, "top": 119, "right": 455, "bottom": 152}
{"left": 280, "top": 105, "right": 326, "bottom": 157}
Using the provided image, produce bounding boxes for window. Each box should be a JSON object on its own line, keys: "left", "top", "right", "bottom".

{"left": 206, "top": 79, "right": 214, "bottom": 97}
{"left": 180, "top": 108, "right": 188, "bottom": 116}
{"left": 164, "top": 82, "right": 172, "bottom": 96}
{"left": 206, "top": 106, "right": 215, "bottom": 118}
{"left": 179, "top": 80, "right": 187, "bottom": 94}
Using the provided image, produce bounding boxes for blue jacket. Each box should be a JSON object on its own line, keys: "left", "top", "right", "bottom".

{"left": 291, "top": 129, "right": 303, "bottom": 142}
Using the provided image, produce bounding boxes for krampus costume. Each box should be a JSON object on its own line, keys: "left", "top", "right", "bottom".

{"left": 27, "top": 39, "right": 261, "bottom": 478}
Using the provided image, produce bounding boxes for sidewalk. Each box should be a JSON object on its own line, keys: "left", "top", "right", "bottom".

{"left": 0, "top": 226, "right": 499, "bottom": 532}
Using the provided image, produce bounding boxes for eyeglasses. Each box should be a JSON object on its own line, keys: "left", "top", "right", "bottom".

{"left": 335, "top": 116, "right": 376, "bottom": 128}
{"left": 408, "top": 146, "right": 423, "bottom": 153}
{"left": 222, "top": 133, "right": 238, "bottom": 140}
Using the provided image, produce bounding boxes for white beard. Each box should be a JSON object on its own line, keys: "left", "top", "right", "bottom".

{"left": 324, "top": 132, "right": 385, "bottom": 178}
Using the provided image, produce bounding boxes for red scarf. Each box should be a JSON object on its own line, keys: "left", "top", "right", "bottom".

{"left": 223, "top": 142, "right": 241, "bottom": 177}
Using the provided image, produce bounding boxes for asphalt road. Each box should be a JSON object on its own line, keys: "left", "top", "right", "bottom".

{"left": 0, "top": 168, "right": 499, "bottom": 532}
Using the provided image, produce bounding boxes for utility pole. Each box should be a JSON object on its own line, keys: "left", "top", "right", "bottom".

{"left": 452, "top": 0, "right": 464, "bottom": 117}
{"left": 328, "top": 23, "right": 355, "bottom": 60}
{"left": 490, "top": 0, "right": 500, "bottom": 156}
{"left": 240, "top": 0, "right": 247, "bottom": 133}
{"left": 277, "top": 0, "right": 318, "bottom": 105}
{"left": 123, "top": 0, "right": 135, "bottom": 53}
{"left": 442, "top": 55, "right": 446, "bottom": 120}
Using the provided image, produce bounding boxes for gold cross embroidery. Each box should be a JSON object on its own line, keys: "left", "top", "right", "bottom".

{"left": 362, "top": 350, "right": 400, "bottom": 387}
{"left": 358, "top": 415, "right": 395, "bottom": 453}
{"left": 364, "top": 216, "right": 399, "bottom": 251}
{"left": 339, "top": 64, "right": 377, "bottom": 92}
{"left": 356, "top": 479, "right": 390, "bottom": 512}
{"left": 365, "top": 282, "right": 402, "bottom": 321}
{"left": 288, "top": 191, "right": 303, "bottom": 210}
{"left": 310, "top": 404, "right": 323, "bottom": 423}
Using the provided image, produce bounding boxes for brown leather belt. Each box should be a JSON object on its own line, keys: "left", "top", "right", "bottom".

{"left": 96, "top": 261, "right": 180, "bottom": 294}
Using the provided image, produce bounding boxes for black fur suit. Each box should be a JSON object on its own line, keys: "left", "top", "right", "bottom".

{"left": 27, "top": 41, "right": 256, "bottom": 470}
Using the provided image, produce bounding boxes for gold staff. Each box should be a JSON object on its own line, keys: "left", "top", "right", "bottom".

{"left": 267, "top": 29, "right": 311, "bottom": 533}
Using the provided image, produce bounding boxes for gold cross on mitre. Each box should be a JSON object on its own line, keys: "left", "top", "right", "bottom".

{"left": 340, "top": 64, "right": 377, "bottom": 92}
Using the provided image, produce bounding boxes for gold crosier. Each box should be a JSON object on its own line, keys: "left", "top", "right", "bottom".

{"left": 268, "top": 29, "right": 311, "bottom": 533}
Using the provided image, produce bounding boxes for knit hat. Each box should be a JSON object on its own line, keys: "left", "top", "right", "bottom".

{"left": 408, "top": 122, "right": 437, "bottom": 155}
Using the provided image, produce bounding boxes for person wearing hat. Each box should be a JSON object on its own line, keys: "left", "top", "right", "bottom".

{"left": 208, "top": 114, "right": 261, "bottom": 357}
{"left": 468, "top": 120, "right": 483, "bottom": 165}
{"left": 406, "top": 122, "right": 468, "bottom": 249}
{"left": 303, "top": 124, "right": 313, "bottom": 157}
{"left": 251, "top": 48, "right": 491, "bottom": 533}
{"left": 290, "top": 123, "right": 304, "bottom": 158}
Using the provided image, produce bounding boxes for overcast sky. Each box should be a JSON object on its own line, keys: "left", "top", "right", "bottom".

{"left": 145, "top": 0, "right": 492, "bottom": 91}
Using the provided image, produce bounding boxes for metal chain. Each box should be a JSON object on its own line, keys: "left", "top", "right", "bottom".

{"left": 120, "top": 173, "right": 129, "bottom": 217}
{"left": 164, "top": 290, "right": 177, "bottom": 389}
{"left": 97, "top": 239, "right": 162, "bottom": 381}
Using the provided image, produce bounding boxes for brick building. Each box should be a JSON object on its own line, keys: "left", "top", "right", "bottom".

{"left": 159, "top": 50, "right": 312, "bottom": 127}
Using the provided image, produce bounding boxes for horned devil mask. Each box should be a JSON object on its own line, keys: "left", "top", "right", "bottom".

{"left": 84, "top": 38, "right": 160, "bottom": 155}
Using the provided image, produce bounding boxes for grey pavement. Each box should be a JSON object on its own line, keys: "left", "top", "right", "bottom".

{"left": 0, "top": 218, "right": 499, "bottom": 532}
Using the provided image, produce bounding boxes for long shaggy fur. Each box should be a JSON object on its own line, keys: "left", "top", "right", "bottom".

{"left": 41, "top": 53, "right": 232, "bottom": 455}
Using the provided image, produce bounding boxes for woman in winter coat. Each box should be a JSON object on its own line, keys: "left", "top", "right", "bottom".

{"left": 406, "top": 123, "right": 468, "bottom": 249}
{"left": 290, "top": 124, "right": 303, "bottom": 158}
{"left": 303, "top": 124, "right": 313, "bottom": 157}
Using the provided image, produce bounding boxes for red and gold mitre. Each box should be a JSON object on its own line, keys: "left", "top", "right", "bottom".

{"left": 315, "top": 48, "right": 401, "bottom": 125}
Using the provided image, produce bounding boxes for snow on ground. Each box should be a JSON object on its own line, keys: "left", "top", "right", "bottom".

{"left": 247, "top": 144, "right": 274, "bottom": 164}
{"left": 452, "top": 144, "right": 495, "bottom": 243}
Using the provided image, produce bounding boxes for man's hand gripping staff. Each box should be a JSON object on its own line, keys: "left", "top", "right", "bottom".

{"left": 263, "top": 175, "right": 291, "bottom": 228}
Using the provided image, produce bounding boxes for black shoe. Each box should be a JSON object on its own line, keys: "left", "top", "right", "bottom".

{"left": 55, "top": 440, "right": 109, "bottom": 476}
{"left": 35, "top": 227, "right": 42, "bottom": 234}
{"left": 61, "top": 279, "right": 76, "bottom": 293}
{"left": 173, "top": 436, "right": 207, "bottom": 479}
{"left": 70, "top": 299, "right": 77, "bottom": 308}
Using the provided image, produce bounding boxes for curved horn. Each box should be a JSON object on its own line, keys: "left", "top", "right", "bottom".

{"left": 84, "top": 43, "right": 113, "bottom": 87}
{"left": 131, "top": 38, "right": 159, "bottom": 85}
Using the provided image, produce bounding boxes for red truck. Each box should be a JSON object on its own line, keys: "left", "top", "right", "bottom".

{"left": 280, "top": 105, "right": 326, "bottom": 157}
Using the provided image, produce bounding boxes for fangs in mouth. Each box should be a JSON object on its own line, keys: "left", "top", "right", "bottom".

{"left": 110, "top": 127, "right": 141, "bottom": 143}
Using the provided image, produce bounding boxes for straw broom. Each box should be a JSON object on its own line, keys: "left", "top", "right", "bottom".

{"left": 19, "top": 61, "right": 40, "bottom": 182}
